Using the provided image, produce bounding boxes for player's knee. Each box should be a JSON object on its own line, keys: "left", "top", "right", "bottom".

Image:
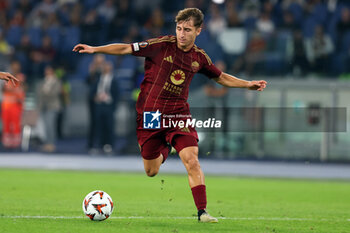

{"left": 181, "top": 147, "right": 200, "bottom": 172}
{"left": 180, "top": 146, "right": 198, "bottom": 158}
{"left": 186, "top": 157, "right": 200, "bottom": 172}
{"left": 145, "top": 168, "right": 159, "bottom": 177}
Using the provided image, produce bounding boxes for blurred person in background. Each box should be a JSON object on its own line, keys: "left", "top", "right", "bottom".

{"left": 55, "top": 66, "right": 70, "bottom": 139}
{"left": 280, "top": 10, "right": 300, "bottom": 30}
{"left": 207, "top": 3, "right": 227, "bottom": 38}
{"left": 28, "top": 35, "right": 56, "bottom": 84}
{"left": 225, "top": 0, "right": 243, "bottom": 28}
{"left": 336, "top": 7, "right": 350, "bottom": 40}
{"left": 37, "top": 65, "right": 62, "bottom": 153}
{"left": 15, "top": 0, "right": 33, "bottom": 16}
{"left": 1, "top": 61, "right": 25, "bottom": 150}
{"left": 92, "top": 61, "right": 119, "bottom": 154}
{"left": 87, "top": 54, "right": 106, "bottom": 153}
{"left": 0, "top": 30, "right": 13, "bottom": 56}
{"left": 29, "top": 0, "right": 58, "bottom": 21}
{"left": 0, "top": 31, "right": 13, "bottom": 77}
{"left": 26, "top": 0, "right": 58, "bottom": 29}
{"left": 15, "top": 34, "right": 32, "bottom": 77}
{"left": 232, "top": 30, "right": 267, "bottom": 76}
{"left": 81, "top": 9, "right": 102, "bottom": 45}
{"left": 9, "top": 9, "right": 25, "bottom": 27}
{"left": 256, "top": 12, "right": 275, "bottom": 35}
{"left": 256, "top": 1, "right": 275, "bottom": 34}
{"left": 144, "top": 7, "right": 165, "bottom": 38}
{"left": 108, "top": 0, "right": 134, "bottom": 40}
{"left": 305, "top": 25, "right": 334, "bottom": 76}
{"left": 240, "top": 0, "right": 260, "bottom": 28}
{"left": 336, "top": 7, "right": 350, "bottom": 74}
{"left": 287, "top": 29, "right": 309, "bottom": 76}
{"left": 97, "top": 0, "right": 116, "bottom": 24}
{"left": 203, "top": 60, "right": 229, "bottom": 153}
{"left": 39, "top": 36, "right": 56, "bottom": 67}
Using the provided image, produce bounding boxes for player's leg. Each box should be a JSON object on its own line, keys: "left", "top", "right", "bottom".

{"left": 12, "top": 105, "right": 22, "bottom": 148}
{"left": 1, "top": 105, "right": 11, "bottom": 148}
{"left": 141, "top": 137, "right": 170, "bottom": 177}
{"left": 173, "top": 135, "right": 218, "bottom": 223}
{"left": 143, "top": 157, "right": 162, "bottom": 177}
{"left": 178, "top": 146, "right": 203, "bottom": 187}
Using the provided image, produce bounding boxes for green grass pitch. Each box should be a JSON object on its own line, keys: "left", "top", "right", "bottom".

{"left": 0, "top": 169, "right": 349, "bottom": 233}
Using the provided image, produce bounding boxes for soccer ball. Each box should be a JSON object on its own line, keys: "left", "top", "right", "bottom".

{"left": 82, "top": 190, "right": 114, "bottom": 221}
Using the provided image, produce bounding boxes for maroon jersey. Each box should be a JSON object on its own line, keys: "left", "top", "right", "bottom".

{"left": 131, "top": 35, "right": 222, "bottom": 115}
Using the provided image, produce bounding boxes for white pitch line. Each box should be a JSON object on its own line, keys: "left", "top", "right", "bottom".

{"left": 0, "top": 215, "right": 348, "bottom": 222}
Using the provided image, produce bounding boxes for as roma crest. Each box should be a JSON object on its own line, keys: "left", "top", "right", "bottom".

{"left": 191, "top": 61, "right": 200, "bottom": 72}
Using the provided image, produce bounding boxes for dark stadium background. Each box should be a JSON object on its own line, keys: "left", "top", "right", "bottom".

{"left": 0, "top": 0, "right": 350, "bottom": 162}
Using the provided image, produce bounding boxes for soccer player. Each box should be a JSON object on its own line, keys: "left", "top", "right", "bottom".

{"left": 0, "top": 72, "right": 18, "bottom": 84}
{"left": 73, "top": 8, "right": 267, "bottom": 223}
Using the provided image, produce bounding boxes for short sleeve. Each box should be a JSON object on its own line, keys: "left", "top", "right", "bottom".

{"left": 198, "top": 52, "right": 222, "bottom": 79}
{"left": 131, "top": 38, "right": 164, "bottom": 58}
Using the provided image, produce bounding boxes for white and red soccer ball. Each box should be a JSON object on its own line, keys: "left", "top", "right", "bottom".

{"left": 82, "top": 190, "right": 114, "bottom": 221}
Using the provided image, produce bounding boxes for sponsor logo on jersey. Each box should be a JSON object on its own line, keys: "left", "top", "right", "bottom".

{"left": 163, "top": 56, "right": 173, "bottom": 63}
{"left": 170, "top": 69, "right": 185, "bottom": 85}
{"left": 163, "top": 81, "right": 182, "bottom": 95}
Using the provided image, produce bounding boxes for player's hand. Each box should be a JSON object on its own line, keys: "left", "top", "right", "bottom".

{"left": 72, "top": 44, "right": 95, "bottom": 54}
{"left": 247, "top": 80, "right": 267, "bottom": 91}
{"left": 0, "top": 72, "right": 19, "bottom": 86}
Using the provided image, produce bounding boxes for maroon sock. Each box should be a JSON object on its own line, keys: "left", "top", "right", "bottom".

{"left": 191, "top": 185, "right": 207, "bottom": 210}
{"left": 160, "top": 146, "right": 169, "bottom": 163}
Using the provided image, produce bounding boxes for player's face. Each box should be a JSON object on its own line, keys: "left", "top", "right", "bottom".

{"left": 176, "top": 19, "right": 201, "bottom": 51}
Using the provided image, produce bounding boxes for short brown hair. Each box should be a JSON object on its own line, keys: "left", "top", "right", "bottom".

{"left": 175, "top": 8, "right": 204, "bottom": 28}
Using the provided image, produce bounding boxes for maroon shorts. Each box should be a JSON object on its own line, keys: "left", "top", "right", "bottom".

{"left": 136, "top": 114, "right": 198, "bottom": 160}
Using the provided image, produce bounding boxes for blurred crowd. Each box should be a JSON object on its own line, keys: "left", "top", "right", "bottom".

{"left": 1, "top": 0, "right": 350, "bottom": 153}
{"left": 0, "top": 0, "right": 350, "bottom": 83}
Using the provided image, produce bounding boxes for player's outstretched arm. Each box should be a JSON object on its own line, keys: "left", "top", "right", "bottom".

{"left": 0, "top": 72, "right": 19, "bottom": 85}
{"left": 213, "top": 72, "right": 267, "bottom": 91}
{"left": 72, "top": 43, "right": 132, "bottom": 55}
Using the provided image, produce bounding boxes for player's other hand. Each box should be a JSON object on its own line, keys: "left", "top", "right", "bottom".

{"left": 0, "top": 72, "right": 19, "bottom": 85}
{"left": 247, "top": 80, "right": 267, "bottom": 91}
{"left": 72, "top": 44, "right": 95, "bottom": 54}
